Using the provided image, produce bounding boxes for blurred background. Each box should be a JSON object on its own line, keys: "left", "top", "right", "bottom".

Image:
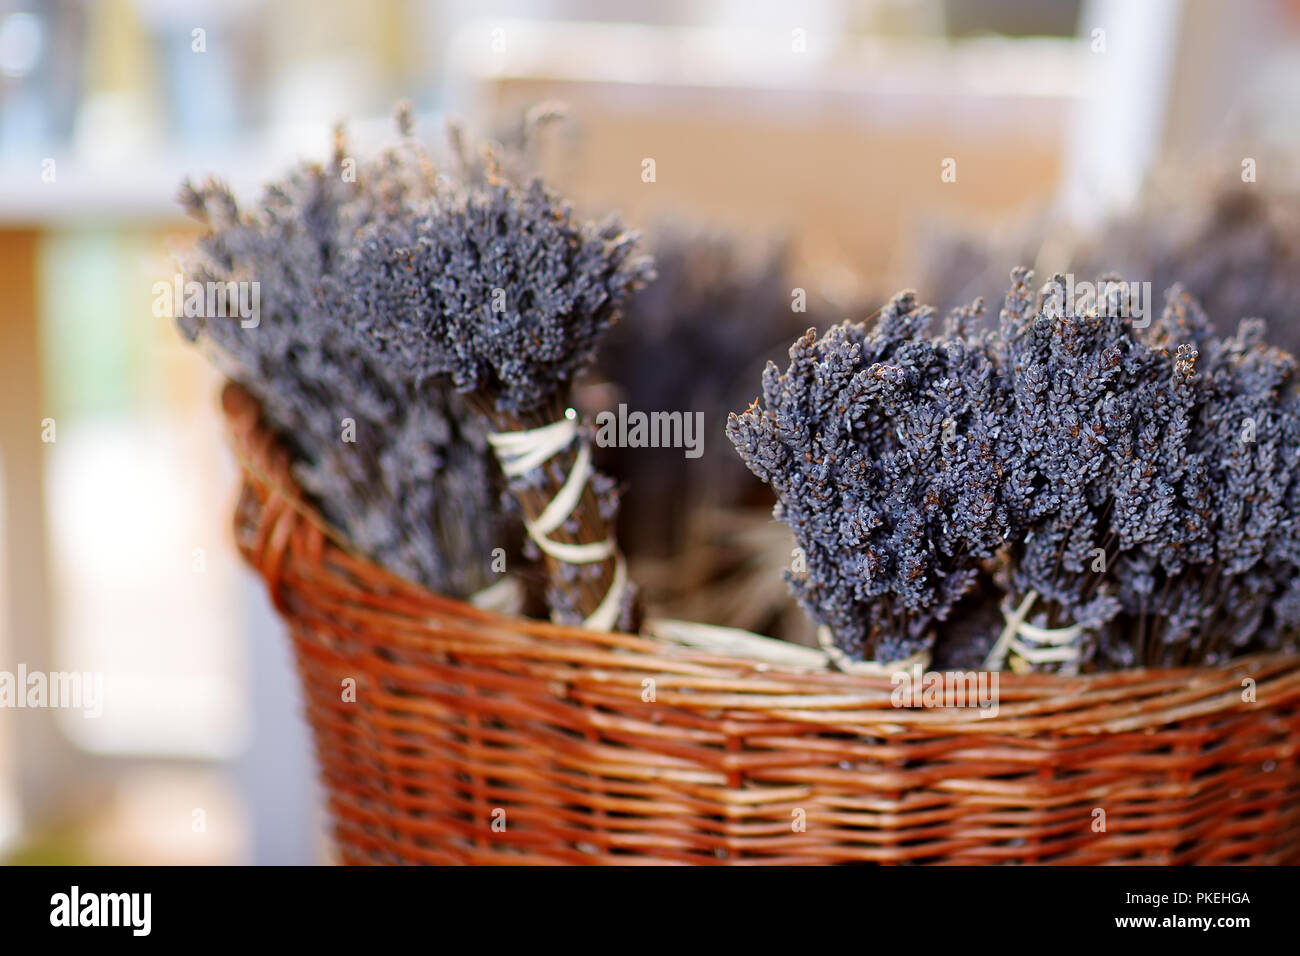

{"left": 2, "top": 0, "right": 1298, "bottom": 864}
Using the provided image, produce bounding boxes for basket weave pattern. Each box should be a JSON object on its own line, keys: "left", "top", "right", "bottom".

{"left": 226, "top": 394, "right": 1300, "bottom": 865}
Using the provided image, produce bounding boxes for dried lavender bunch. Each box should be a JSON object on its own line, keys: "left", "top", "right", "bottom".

{"left": 319, "top": 146, "right": 654, "bottom": 629}
{"left": 178, "top": 120, "right": 507, "bottom": 598}
{"left": 1128, "top": 298, "right": 1300, "bottom": 665}
{"left": 727, "top": 293, "right": 1015, "bottom": 663}
{"left": 993, "top": 269, "right": 1300, "bottom": 669}
{"left": 588, "top": 226, "right": 830, "bottom": 560}
{"left": 917, "top": 179, "right": 1300, "bottom": 355}
{"left": 1069, "top": 182, "right": 1300, "bottom": 356}
{"left": 989, "top": 269, "right": 1133, "bottom": 667}
{"left": 732, "top": 270, "right": 1300, "bottom": 671}
{"left": 326, "top": 179, "right": 647, "bottom": 416}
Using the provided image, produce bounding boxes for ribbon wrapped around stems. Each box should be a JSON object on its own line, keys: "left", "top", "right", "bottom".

{"left": 484, "top": 408, "right": 634, "bottom": 632}
{"left": 983, "top": 590, "right": 1083, "bottom": 674}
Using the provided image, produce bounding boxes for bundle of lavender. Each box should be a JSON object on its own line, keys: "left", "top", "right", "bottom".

{"left": 727, "top": 293, "right": 1014, "bottom": 666}
{"left": 181, "top": 108, "right": 652, "bottom": 631}
{"left": 179, "top": 122, "right": 505, "bottom": 599}
{"left": 316, "top": 144, "right": 652, "bottom": 630}
{"left": 729, "top": 270, "right": 1300, "bottom": 672}
{"left": 583, "top": 226, "right": 858, "bottom": 643}
{"left": 1068, "top": 182, "right": 1300, "bottom": 356}
{"left": 916, "top": 178, "right": 1300, "bottom": 356}
{"left": 588, "top": 228, "right": 800, "bottom": 558}
{"left": 992, "top": 270, "right": 1300, "bottom": 670}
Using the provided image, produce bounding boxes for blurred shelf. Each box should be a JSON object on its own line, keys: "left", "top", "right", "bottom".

{"left": 0, "top": 113, "right": 431, "bottom": 226}
{"left": 0, "top": 150, "right": 280, "bottom": 226}
{"left": 451, "top": 19, "right": 1091, "bottom": 104}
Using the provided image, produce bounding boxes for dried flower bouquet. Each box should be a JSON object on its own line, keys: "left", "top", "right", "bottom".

{"left": 730, "top": 270, "right": 1300, "bottom": 671}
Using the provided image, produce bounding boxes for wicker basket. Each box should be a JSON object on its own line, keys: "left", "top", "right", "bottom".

{"left": 223, "top": 385, "right": 1300, "bottom": 865}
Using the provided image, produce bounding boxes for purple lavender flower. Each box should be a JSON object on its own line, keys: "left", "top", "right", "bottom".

{"left": 728, "top": 293, "right": 1015, "bottom": 662}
